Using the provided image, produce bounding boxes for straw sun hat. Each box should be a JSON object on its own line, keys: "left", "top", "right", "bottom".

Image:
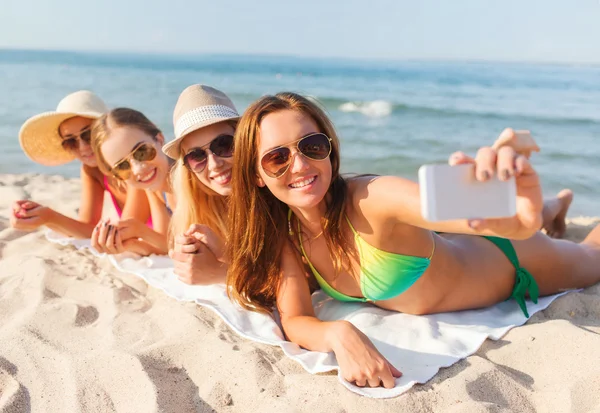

{"left": 19, "top": 90, "right": 108, "bottom": 166}
{"left": 162, "top": 84, "right": 240, "bottom": 159}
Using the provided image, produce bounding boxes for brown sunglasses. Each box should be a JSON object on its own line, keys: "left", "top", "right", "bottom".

{"left": 61, "top": 127, "right": 92, "bottom": 151}
{"left": 111, "top": 142, "right": 157, "bottom": 179}
{"left": 260, "top": 133, "right": 332, "bottom": 178}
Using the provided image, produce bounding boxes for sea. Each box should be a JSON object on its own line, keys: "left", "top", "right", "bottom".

{"left": 1, "top": 49, "right": 599, "bottom": 215}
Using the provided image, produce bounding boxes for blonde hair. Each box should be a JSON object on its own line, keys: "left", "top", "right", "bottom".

{"left": 168, "top": 120, "right": 237, "bottom": 243}
{"left": 91, "top": 108, "right": 161, "bottom": 177}
{"left": 227, "top": 92, "right": 351, "bottom": 313}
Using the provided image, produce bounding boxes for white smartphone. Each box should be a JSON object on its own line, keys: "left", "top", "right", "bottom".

{"left": 418, "top": 164, "right": 517, "bottom": 222}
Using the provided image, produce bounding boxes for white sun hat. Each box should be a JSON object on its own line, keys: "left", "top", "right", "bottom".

{"left": 162, "top": 84, "right": 239, "bottom": 159}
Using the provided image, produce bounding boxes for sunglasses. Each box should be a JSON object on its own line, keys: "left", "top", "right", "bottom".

{"left": 111, "top": 142, "right": 157, "bottom": 180}
{"left": 61, "top": 127, "right": 92, "bottom": 151}
{"left": 260, "top": 133, "right": 332, "bottom": 178}
{"left": 182, "top": 134, "right": 234, "bottom": 173}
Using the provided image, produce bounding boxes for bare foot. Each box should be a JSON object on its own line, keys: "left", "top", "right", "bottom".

{"left": 542, "top": 189, "right": 574, "bottom": 238}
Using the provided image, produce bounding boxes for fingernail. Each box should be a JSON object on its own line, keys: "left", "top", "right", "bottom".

{"left": 482, "top": 171, "right": 490, "bottom": 180}
{"left": 502, "top": 169, "right": 510, "bottom": 180}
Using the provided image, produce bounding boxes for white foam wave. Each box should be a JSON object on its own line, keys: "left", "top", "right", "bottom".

{"left": 339, "top": 100, "right": 393, "bottom": 117}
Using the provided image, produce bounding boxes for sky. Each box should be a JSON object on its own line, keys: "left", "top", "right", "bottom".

{"left": 2, "top": 0, "right": 600, "bottom": 63}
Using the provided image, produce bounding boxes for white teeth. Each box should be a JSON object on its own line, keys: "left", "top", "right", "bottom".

{"left": 212, "top": 170, "right": 231, "bottom": 185}
{"left": 290, "top": 176, "right": 316, "bottom": 188}
{"left": 137, "top": 169, "right": 156, "bottom": 183}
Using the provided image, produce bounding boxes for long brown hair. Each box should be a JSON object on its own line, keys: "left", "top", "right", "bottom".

{"left": 91, "top": 107, "right": 161, "bottom": 177}
{"left": 227, "top": 92, "right": 351, "bottom": 313}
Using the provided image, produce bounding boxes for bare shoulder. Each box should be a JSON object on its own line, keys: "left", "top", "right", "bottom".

{"left": 346, "top": 174, "right": 418, "bottom": 215}
{"left": 81, "top": 164, "right": 104, "bottom": 185}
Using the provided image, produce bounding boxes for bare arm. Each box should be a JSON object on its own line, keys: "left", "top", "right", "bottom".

{"left": 11, "top": 165, "right": 106, "bottom": 238}
{"left": 354, "top": 147, "right": 543, "bottom": 240}
{"left": 277, "top": 244, "right": 341, "bottom": 351}
{"left": 276, "top": 244, "right": 401, "bottom": 388}
{"left": 120, "top": 185, "right": 151, "bottom": 222}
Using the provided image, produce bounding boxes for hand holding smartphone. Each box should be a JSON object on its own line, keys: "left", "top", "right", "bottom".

{"left": 419, "top": 164, "right": 517, "bottom": 222}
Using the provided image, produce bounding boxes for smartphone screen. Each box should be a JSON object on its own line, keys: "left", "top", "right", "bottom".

{"left": 418, "top": 164, "right": 517, "bottom": 222}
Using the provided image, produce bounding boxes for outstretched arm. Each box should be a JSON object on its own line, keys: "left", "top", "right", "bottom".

{"left": 10, "top": 165, "right": 104, "bottom": 238}
{"left": 355, "top": 146, "right": 543, "bottom": 240}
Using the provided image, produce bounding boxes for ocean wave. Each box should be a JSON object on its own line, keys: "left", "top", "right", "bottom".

{"left": 338, "top": 100, "right": 393, "bottom": 118}
{"left": 317, "top": 96, "right": 600, "bottom": 125}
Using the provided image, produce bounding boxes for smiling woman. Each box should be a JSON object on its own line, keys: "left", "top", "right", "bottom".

{"left": 163, "top": 84, "right": 239, "bottom": 285}
{"left": 91, "top": 108, "right": 175, "bottom": 256}
{"left": 10, "top": 91, "right": 150, "bottom": 239}
{"left": 226, "top": 91, "right": 600, "bottom": 390}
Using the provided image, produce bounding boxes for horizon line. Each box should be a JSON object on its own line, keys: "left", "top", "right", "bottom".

{"left": 1, "top": 46, "right": 600, "bottom": 68}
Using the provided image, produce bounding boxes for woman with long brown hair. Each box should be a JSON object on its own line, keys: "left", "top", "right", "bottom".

{"left": 226, "top": 92, "right": 600, "bottom": 389}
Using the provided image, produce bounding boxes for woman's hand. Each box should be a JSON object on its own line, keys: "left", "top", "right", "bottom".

{"left": 184, "top": 224, "right": 226, "bottom": 262}
{"left": 114, "top": 218, "right": 149, "bottom": 242}
{"left": 168, "top": 224, "right": 227, "bottom": 285}
{"left": 492, "top": 128, "right": 540, "bottom": 159}
{"left": 91, "top": 219, "right": 126, "bottom": 254}
{"left": 328, "top": 321, "right": 402, "bottom": 389}
{"left": 10, "top": 200, "right": 53, "bottom": 231}
{"left": 449, "top": 145, "right": 543, "bottom": 239}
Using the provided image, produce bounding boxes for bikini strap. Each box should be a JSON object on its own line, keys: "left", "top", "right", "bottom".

{"left": 344, "top": 215, "right": 359, "bottom": 236}
{"left": 484, "top": 236, "right": 540, "bottom": 318}
{"left": 162, "top": 191, "right": 172, "bottom": 215}
{"left": 428, "top": 232, "right": 436, "bottom": 260}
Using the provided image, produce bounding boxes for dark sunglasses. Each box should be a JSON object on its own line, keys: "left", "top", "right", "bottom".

{"left": 111, "top": 142, "right": 157, "bottom": 180}
{"left": 260, "top": 133, "right": 332, "bottom": 178}
{"left": 61, "top": 127, "right": 92, "bottom": 151}
{"left": 182, "top": 134, "right": 234, "bottom": 173}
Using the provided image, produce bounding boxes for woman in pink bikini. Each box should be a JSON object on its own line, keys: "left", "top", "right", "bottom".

{"left": 11, "top": 91, "right": 150, "bottom": 242}
{"left": 91, "top": 108, "right": 175, "bottom": 256}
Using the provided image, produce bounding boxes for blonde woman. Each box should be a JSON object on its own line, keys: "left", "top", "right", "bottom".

{"left": 91, "top": 108, "right": 174, "bottom": 256}
{"left": 163, "top": 85, "right": 239, "bottom": 285}
{"left": 11, "top": 91, "right": 149, "bottom": 238}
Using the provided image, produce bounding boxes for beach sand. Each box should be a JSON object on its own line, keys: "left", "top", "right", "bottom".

{"left": 1, "top": 173, "right": 599, "bottom": 413}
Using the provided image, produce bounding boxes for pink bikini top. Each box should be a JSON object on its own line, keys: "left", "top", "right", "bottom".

{"left": 103, "top": 176, "right": 153, "bottom": 229}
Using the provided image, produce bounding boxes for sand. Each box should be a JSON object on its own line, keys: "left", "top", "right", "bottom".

{"left": 1, "top": 173, "right": 599, "bottom": 413}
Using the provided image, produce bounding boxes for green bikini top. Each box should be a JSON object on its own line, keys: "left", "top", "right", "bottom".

{"left": 290, "top": 210, "right": 435, "bottom": 303}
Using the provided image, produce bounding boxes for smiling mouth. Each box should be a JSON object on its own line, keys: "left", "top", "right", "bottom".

{"left": 289, "top": 176, "right": 317, "bottom": 189}
{"left": 211, "top": 170, "right": 232, "bottom": 185}
{"left": 137, "top": 168, "right": 157, "bottom": 183}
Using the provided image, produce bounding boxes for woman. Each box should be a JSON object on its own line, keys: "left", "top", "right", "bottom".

{"left": 91, "top": 108, "right": 174, "bottom": 256}
{"left": 226, "top": 92, "right": 600, "bottom": 389}
{"left": 163, "top": 84, "right": 239, "bottom": 284}
{"left": 11, "top": 90, "right": 149, "bottom": 238}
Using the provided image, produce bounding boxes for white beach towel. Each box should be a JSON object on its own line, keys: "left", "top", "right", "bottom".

{"left": 46, "top": 231, "right": 569, "bottom": 399}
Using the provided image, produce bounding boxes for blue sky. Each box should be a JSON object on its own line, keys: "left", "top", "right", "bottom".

{"left": 2, "top": 0, "right": 600, "bottom": 63}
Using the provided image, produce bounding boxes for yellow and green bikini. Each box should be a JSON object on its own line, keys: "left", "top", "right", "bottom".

{"left": 290, "top": 210, "right": 539, "bottom": 317}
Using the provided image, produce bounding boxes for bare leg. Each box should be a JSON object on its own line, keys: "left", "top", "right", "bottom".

{"left": 582, "top": 223, "right": 600, "bottom": 247}
{"left": 541, "top": 189, "right": 573, "bottom": 239}
{"left": 422, "top": 224, "right": 600, "bottom": 314}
